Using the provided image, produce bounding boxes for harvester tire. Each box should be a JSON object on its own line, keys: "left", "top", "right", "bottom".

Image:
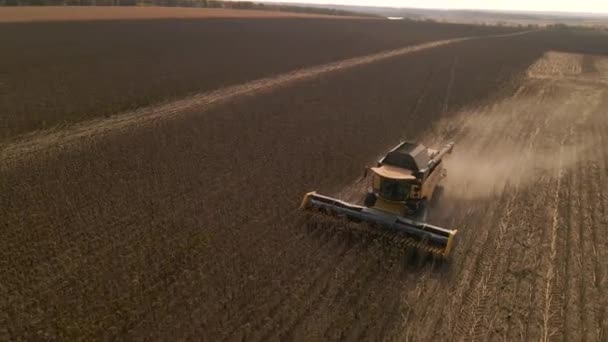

{"left": 431, "top": 186, "right": 445, "bottom": 208}
{"left": 415, "top": 199, "right": 429, "bottom": 222}
{"left": 364, "top": 193, "right": 377, "bottom": 207}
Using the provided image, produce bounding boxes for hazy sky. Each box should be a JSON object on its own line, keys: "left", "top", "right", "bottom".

{"left": 260, "top": 0, "right": 608, "bottom": 14}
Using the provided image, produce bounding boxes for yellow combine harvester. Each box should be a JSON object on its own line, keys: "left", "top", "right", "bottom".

{"left": 300, "top": 141, "right": 457, "bottom": 259}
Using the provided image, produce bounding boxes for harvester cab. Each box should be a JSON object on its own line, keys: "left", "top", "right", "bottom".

{"left": 364, "top": 141, "right": 453, "bottom": 220}
{"left": 300, "top": 141, "right": 457, "bottom": 259}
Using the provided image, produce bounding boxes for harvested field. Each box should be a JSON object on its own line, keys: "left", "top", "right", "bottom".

{"left": 0, "top": 16, "right": 516, "bottom": 140}
{"left": 1, "top": 23, "right": 608, "bottom": 342}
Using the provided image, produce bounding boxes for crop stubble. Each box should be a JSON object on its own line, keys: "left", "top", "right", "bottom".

{"left": 1, "top": 28, "right": 607, "bottom": 341}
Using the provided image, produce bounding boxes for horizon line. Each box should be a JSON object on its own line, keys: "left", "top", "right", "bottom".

{"left": 251, "top": 1, "right": 608, "bottom": 16}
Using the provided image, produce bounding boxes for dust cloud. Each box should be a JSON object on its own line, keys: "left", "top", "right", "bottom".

{"left": 443, "top": 140, "right": 591, "bottom": 201}
{"left": 427, "top": 74, "right": 602, "bottom": 201}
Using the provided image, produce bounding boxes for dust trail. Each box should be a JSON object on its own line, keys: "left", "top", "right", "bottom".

{"left": 0, "top": 30, "right": 533, "bottom": 168}
{"left": 428, "top": 78, "right": 602, "bottom": 201}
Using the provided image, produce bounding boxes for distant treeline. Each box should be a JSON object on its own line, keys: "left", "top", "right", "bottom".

{"left": 0, "top": 0, "right": 375, "bottom": 17}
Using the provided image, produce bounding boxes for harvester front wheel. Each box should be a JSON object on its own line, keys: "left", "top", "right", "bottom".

{"left": 431, "top": 186, "right": 445, "bottom": 207}
{"left": 413, "top": 199, "right": 429, "bottom": 222}
{"left": 364, "top": 193, "right": 377, "bottom": 207}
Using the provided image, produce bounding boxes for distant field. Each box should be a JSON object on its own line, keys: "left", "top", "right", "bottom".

{"left": 0, "top": 6, "right": 362, "bottom": 23}
{"left": 0, "top": 17, "right": 517, "bottom": 140}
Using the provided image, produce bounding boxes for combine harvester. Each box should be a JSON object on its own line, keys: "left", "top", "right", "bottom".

{"left": 300, "top": 141, "right": 458, "bottom": 259}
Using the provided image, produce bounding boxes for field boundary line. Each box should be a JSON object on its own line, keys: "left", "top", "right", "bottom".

{"left": 0, "top": 7, "right": 369, "bottom": 23}
{"left": 541, "top": 131, "right": 568, "bottom": 342}
{"left": 0, "top": 30, "right": 534, "bottom": 167}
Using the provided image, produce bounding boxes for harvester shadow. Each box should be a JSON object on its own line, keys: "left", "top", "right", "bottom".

{"left": 302, "top": 212, "right": 449, "bottom": 276}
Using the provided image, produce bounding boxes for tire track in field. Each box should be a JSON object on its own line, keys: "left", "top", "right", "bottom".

{"left": 464, "top": 95, "right": 553, "bottom": 340}
{"left": 582, "top": 96, "right": 607, "bottom": 341}
{"left": 540, "top": 128, "right": 570, "bottom": 342}
{"left": 390, "top": 91, "right": 529, "bottom": 340}
{"left": 433, "top": 53, "right": 608, "bottom": 341}
{"left": 564, "top": 131, "right": 583, "bottom": 342}
{"left": 395, "top": 194, "right": 506, "bottom": 342}
{"left": 510, "top": 85, "right": 562, "bottom": 342}
{"left": 478, "top": 153, "right": 537, "bottom": 339}
{"left": 536, "top": 83, "right": 593, "bottom": 341}
{"left": 548, "top": 84, "right": 600, "bottom": 342}
{"left": 421, "top": 205, "right": 498, "bottom": 341}
{"left": 392, "top": 180, "right": 510, "bottom": 341}
{"left": 489, "top": 111, "right": 549, "bottom": 342}
{"left": 0, "top": 30, "right": 534, "bottom": 167}
{"left": 337, "top": 171, "right": 457, "bottom": 342}
{"left": 595, "top": 106, "right": 608, "bottom": 341}
{"left": 478, "top": 80, "right": 572, "bottom": 342}
{"left": 521, "top": 51, "right": 608, "bottom": 341}
{"left": 409, "top": 72, "right": 575, "bottom": 341}
{"left": 453, "top": 188, "right": 518, "bottom": 340}
{"left": 504, "top": 177, "right": 550, "bottom": 342}
{"left": 523, "top": 173, "right": 559, "bottom": 342}
{"left": 579, "top": 128, "right": 599, "bottom": 341}
{"left": 569, "top": 102, "right": 597, "bottom": 340}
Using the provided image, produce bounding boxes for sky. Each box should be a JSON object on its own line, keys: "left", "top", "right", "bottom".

{"left": 257, "top": 0, "right": 608, "bottom": 14}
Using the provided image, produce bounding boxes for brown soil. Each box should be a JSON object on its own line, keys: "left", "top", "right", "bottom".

{"left": 1, "top": 29, "right": 607, "bottom": 341}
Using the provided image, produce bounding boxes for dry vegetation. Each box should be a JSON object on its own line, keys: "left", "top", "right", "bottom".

{"left": 1, "top": 16, "right": 607, "bottom": 341}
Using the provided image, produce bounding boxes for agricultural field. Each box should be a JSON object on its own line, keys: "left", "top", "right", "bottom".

{"left": 0, "top": 9, "right": 516, "bottom": 140}
{"left": 1, "top": 10, "right": 608, "bottom": 341}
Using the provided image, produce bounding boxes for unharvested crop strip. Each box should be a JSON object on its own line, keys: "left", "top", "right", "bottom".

{"left": 249, "top": 239, "right": 361, "bottom": 341}
{"left": 564, "top": 139, "right": 582, "bottom": 341}
{"left": 270, "top": 246, "right": 381, "bottom": 340}
{"left": 467, "top": 100, "right": 549, "bottom": 340}
{"left": 448, "top": 117, "right": 520, "bottom": 339}
{"left": 580, "top": 132, "right": 599, "bottom": 341}
{"left": 491, "top": 89, "right": 552, "bottom": 341}
{"left": 0, "top": 30, "right": 533, "bottom": 167}
{"left": 320, "top": 255, "right": 398, "bottom": 341}
{"left": 466, "top": 189, "right": 518, "bottom": 340}
{"left": 215, "top": 222, "right": 357, "bottom": 341}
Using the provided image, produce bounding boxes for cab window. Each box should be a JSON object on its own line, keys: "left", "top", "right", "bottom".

{"left": 379, "top": 178, "right": 409, "bottom": 201}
